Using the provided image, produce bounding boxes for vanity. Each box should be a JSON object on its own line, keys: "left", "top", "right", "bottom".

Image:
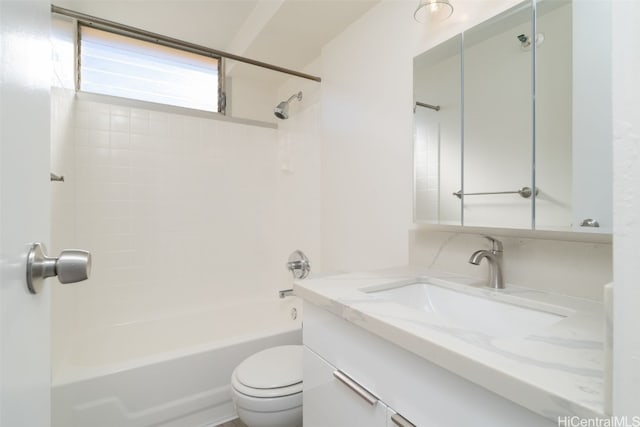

{"left": 295, "top": 270, "right": 604, "bottom": 426}
{"left": 296, "top": 0, "right": 611, "bottom": 424}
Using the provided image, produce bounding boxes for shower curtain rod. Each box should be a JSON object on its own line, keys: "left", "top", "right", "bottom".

{"left": 51, "top": 5, "right": 322, "bottom": 83}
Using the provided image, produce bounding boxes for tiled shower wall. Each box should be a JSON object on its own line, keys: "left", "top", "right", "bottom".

{"left": 51, "top": 89, "right": 282, "bottom": 363}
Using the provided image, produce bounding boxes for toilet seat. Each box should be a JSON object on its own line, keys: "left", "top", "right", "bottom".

{"left": 231, "top": 345, "right": 303, "bottom": 399}
{"left": 232, "top": 371, "right": 302, "bottom": 398}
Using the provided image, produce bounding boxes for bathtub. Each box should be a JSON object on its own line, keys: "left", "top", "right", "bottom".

{"left": 52, "top": 297, "right": 302, "bottom": 427}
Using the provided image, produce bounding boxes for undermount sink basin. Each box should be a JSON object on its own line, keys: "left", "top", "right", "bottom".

{"left": 366, "top": 281, "right": 567, "bottom": 338}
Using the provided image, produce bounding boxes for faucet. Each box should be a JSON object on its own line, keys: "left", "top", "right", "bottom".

{"left": 468, "top": 236, "right": 504, "bottom": 289}
{"left": 278, "top": 289, "right": 294, "bottom": 299}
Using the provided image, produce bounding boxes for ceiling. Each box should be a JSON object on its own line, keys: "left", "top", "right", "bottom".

{"left": 54, "top": 0, "right": 380, "bottom": 82}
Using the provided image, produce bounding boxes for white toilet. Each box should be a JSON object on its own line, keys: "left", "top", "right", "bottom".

{"left": 231, "top": 345, "right": 303, "bottom": 427}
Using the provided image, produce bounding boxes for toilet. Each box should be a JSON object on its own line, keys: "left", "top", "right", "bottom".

{"left": 231, "top": 345, "right": 303, "bottom": 427}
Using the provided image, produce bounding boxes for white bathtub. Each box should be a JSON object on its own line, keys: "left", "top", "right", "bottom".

{"left": 52, "top": 298, "right": 302, "bottom": 427}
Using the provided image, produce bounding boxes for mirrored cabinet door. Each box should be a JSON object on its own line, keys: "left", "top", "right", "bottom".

{"left": 462, "top": 3, "right": 533, "bottom": 229}
{"left": 536, "top": 0, "right": 612, "bottom": 233}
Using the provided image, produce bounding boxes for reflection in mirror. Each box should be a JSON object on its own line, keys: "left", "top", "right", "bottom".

{"left": 413, "top": 35, "right": 462, "bottom": 225}
{"left": 463, "top": 2, "right": 533, "bottom": 229}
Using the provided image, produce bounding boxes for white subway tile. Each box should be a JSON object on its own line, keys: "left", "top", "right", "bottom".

{"left": 109, "top": 105, "right": 130, "bottom": 117}
{"left": 110, "top": 132, "right": 130, "bottom": 150}
{"left": 130, "top": 116, "right": 150, "bottom": 134}
{"left": 55, "top": 94, "right": 286, "bottom": 329}
{"left": 87, "top": 129, "right": 110, "bottom": 148}
{"left": 109, "top": 149, "right": 132, "bottom": 167}
{"left": 110, "top": 114, "right": 130, "bottom": 133}
{"left": 149, "top": 119, "right": 168, "bottom": 136}
{"left": 89, "top": 111, "right": 110, "bottom": 131}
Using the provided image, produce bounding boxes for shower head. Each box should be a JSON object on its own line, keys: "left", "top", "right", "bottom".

{"left": 517, "top": 34, "right": 531, "bottom": 48}
{"left": 274, "top": 91, "right": 303, "bottom": 120}
{"left": 517, "top": 33, "right": 544, "bottom": 50}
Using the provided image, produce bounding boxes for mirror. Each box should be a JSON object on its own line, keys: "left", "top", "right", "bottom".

{"left": 413, "top": 35, "right": 461, "bottom": 226}
{"left": 413, "top": 0, "right": 612, "bottom": 233}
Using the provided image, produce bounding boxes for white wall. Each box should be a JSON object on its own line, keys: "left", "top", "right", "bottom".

{"left": 611, "top": 0, "right": 640, "bottom": 416}
{"left": 227, "top": 71, "right": 281, "bottom": 124}
{"left": 320, "top": 1, "right": 416, "bottom": 273}
{"left": 275, "top": 59, "right": 324, "bottom": 286}
{"left": 318, "top": 0, "right": 522, "bottom": 273}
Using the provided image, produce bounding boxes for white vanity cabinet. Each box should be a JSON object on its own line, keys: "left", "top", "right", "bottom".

{"left": 304, "top": 346, "right": 417, "bottom": 427}
{"left": 303, "top": 347, "right": 389, "bottom": 427}
{"left": 302, "top": 302, "right": 556, "bottom": 427}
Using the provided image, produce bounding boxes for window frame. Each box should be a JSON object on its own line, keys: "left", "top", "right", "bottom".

{"left": 75, "top": 22, "right": 226, "bottom": 115}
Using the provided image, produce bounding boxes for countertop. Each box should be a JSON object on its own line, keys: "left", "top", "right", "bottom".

{"left": 294, "top": 266, "right": 606, "bottom": 420}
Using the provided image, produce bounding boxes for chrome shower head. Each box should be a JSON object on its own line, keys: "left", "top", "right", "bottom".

{"left": 274, "top": 91, "right": 303, "bottom": 120}
{"left": 517, "top": 33, "right": 544, "bottom": 50}
{"left": 517, "top": 33, "right": 531, "bottom": 48}
{"left": 274, "top": 101, "right": 289, "bottom": 120}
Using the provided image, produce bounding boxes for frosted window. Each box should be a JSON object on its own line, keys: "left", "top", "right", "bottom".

{"left": 80, "top": 26, "right": 220, "bottom": 112}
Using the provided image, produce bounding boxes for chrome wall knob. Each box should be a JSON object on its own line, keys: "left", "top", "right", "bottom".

{"left": 26, "top": 243, "right": 92, "bottom": 294}
{"left": 286, "top": 250, "right": 310, "bottom": 279}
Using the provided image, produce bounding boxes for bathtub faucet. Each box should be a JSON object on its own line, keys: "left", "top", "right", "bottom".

{"left": 279, "top": 289, "right": 295, "bottom": 299}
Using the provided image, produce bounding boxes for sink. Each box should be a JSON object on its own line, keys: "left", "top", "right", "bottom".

{"left": 366, "top": 281, "right": 567, "bottom": 338}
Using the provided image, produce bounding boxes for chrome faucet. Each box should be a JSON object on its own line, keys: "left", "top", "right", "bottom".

{"left": 468, "top": 236, "right": 504, "bottom": 289}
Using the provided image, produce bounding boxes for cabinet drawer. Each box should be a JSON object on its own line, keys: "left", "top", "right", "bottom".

{"left": 303, "top": 347, "right": 388, "bottom": 427}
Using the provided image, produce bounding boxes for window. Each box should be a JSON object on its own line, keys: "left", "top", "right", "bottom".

{"left": 79, "top": 26, "right": 222, "bottom": 113}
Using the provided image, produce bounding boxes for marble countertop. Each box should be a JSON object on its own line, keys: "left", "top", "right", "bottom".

{"left": 294, "top": 266, "right": 606, "bottom": 420}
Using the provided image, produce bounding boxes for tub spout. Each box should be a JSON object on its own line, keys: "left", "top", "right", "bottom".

{"left": 279, "top": 289, "right": 295, "bottom": 298}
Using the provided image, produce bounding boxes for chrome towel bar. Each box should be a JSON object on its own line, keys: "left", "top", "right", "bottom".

{"left": 453, "top": 186, "right": 538, "bottom": 199}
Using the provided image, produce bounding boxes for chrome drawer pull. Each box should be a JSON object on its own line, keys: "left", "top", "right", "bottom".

{"left": 391, "top": 413, "right": 416, "bottom": 427}
{"left": 332, "top": 370, "right": 378, "bottom": 406}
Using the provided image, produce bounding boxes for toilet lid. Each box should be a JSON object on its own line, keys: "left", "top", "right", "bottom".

{"left": 235, "top": 345, "right": 303, "bottom": 390}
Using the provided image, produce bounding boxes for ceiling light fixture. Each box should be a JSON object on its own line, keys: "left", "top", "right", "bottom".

{"left": 413, "top": 0, "right": 454, "bottom": 23}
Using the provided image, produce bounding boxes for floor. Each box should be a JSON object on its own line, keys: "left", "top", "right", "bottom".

{"left": 216, "top": 419, "right": 247, "bottom": 427}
